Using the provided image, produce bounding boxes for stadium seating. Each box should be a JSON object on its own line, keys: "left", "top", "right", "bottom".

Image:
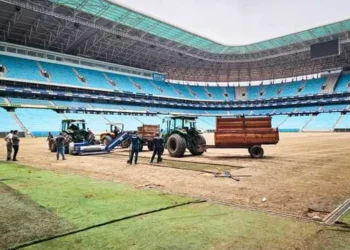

{"left": 303, "top": 113, "right": 341, "bottom": 131}
{"left": 335, "top": 114, "right": 350, "bottom": 129}
{"left": 53, "top": 100, "right": 90, "bottom": 108}
{"left": 279, "top": 115, "right": 312, "bottom": 132}
{"left": 0, "top": 55, "right": 46, "bottom": 82}
{"left": 321, "top": 104, "right": 347, "bottom": 112}
{"left": 8, "top": 97, "right": 52, "bottom": 106}
{"left": 271, "top": 115, "right": 288, "bottom": 128}
{"left": 263, "top": 84, "right": 283, "bottom": 99}
{"left": 132, "top": 78, "right": 161, "bottom": 95}
{"left": 15, "top": 108, "right": 61, "bottom": 136}
{"left": 74, "top": 68, "right": 113, "bottom": 90}
{"left": 334, "top": 74, "right": 350, "bottom": 92}
{"left": 152, "top": 81, "right": 180, "bottom": 97}
{"left": 104, "top": 114, "right": 142, "bottom": 131}
{"left": 107, "top": 73, "right": 140, "bottom": 92}
{"left": 295, "top": 106, "right": 319, "bottom": 113}
{"left": 247, "top": 85, "right": 263, "bottom": 99}
{"left": 301, "top": 78, "right": 326, "bottom": 95}
{"left": 0, "top": 107, "right": 21, "bottom": 132}
{"left": 40, "top": 62, "right": 84, "bottom": 87}
{"left": 120, "top": 104, "right": 146, "bottom": 112}
{"left": 274, "top": 107, "right": 296, "bottom": 114}
{"left": 90, "top": 103, "right": 122, "bottom": 110}
{"left": 172, "top": 84, "right": 194, "bottom": 99}
{"left": 188, "top": 85, "right": 209, "bottom": 100}
{"left": 280, "top": 81, "right": 303, "bottom": 97}
{"left": 0, "top": 97, "right": 6, "bottom": 105}
{"left": 206, "top": 87, "right": 225, "bottom": 100}
{"left": 252, "top": 108, "right": 275, "bottom": 115}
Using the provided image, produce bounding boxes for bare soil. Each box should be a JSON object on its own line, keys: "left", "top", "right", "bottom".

{"left": 2, "top": 133, "right": 349, "bottom": 218}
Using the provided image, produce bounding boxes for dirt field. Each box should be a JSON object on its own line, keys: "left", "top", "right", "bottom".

{"left": 2, "top": 133, "right": 349, "bottom": 218}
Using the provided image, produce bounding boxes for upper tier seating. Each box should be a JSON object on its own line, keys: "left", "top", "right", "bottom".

{"left": 188, "top": 85, "right": 209, "bottom": 100}
{"left": 172, "top": 84, "right": 194, "bottom": 99}
{"left": 15, "top": 108, "right": 61, "bottom": 136}
{"left": 263, "top": 84, "right": 283, "bottom": 99}
{"left": 280, "top": 81, "right": 303, "bottom": 97}
{"left": 0, "top": 55, "right": 46, "bottom": 82}
{"left": 301, "top": 78, "right": 326, "bottom": 95}
{"left": 90, "top": 103, "right": 122, "bottom": 110}
{"left": 8, "top": 97, "right": 52, "bottom": 106}
{"left": 295, "top": 106, "right": 319, "bottom": 113}
{"left": 207, "top": 87, "right": 225, "bottom": 100}
{"left": 107, "top": 74, "right": 139, "bottom": 92}
{"left": 131, "top": 78, "right": 159, "bottom": 94}
{"left": 74, "top": 68, "right": 113, "bottom": 90}
{"left": 334, "top": 74, "right": 350, "bottom": 92}
{"left": 40, "top": 62, "right": 84, "bottom": 86}
{"left": 0, "top": 107, "right": 21, "bottom": 132}
{"left": 247, "top": 86, "right": 263, "bottom": 100}
{"left": 303, "top": 113, "right": 341, "bottom": 131}
{"left": 321, "top": 104, "right": 347, "bottom": 112}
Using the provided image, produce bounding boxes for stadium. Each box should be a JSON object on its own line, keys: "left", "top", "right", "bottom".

{"left": 0, "top": 0, "right": 349, "bottom": 249}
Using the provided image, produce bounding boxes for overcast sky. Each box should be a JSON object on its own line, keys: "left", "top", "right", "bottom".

{"left": 111, "top": 0, "right": 350, "bottom": 45}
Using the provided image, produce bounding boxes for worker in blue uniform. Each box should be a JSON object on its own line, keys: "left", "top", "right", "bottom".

{"left": 150, "top": 132, "right": 164, "bottom": 163}
{"left": 128, "top": 131, "right": 141, "bottom": 165}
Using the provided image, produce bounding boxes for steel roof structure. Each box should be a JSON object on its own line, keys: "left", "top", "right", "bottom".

{"left": 1, "top": 0, "right": 350, "bottom": 82}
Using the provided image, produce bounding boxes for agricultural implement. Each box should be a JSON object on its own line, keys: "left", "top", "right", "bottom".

{"left": 162, "top": 116, "right": 206, "bottom": 157}
{"left": 49, "top": 119, "right": 99, "bottom": 153}
{"left": 214, "top": 116, "right": 279, "bottom": 158}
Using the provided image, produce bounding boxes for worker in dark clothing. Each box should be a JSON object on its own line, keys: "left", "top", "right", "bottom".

{"left": 4, "top": 130, "right": 13, "bottom": 161}
{"left": 150, "top": 132, "right": 163, "bottom": 163}
{"left": 47, "top": 132, "right": 53, "bottom": 149}
{"left": 12, "top": 130, "right": 20, "bottom": 161}
{"left": 56, "top": 132, "right": 66, "bottom": 160}
{"left": 128, "top": 131, "right": 141, "bottom": 165}
{"left": 113, "top": 126, "right": 120, "bottom": 137}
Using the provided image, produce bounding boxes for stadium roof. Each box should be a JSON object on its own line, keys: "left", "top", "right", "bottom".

{"left": 0, "top": 0, "right": 350, "bottom": 82}
{"left": 52, "top": 0, "right": 350, "bottom": 54}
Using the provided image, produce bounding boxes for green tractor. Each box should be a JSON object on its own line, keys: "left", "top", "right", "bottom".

{"left": 162, "top": 116, "right": 206, "bottom": 157}
{"left": 49, "top": 119, "right": 98, "bottom": 153}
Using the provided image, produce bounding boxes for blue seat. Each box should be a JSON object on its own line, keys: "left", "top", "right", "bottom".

{"left": 0, "top": 55, "right": 46, "bottom": 82}
{"left": 304, "top": 113, "right": 341, "bottom": 130}
{"left": 0, "top": 107, "right": 21, "bottom": 132}
{"left": 75, "top": 68, "right": 113, "bottom": 90}
{"left": 334, "top": 74, "right": 350, "bottom": 92}
{"left": 41, "top": 62, "right": 84, "bottom": 86}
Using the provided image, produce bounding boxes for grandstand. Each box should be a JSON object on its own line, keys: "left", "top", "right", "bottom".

{"left": 0, "top": 0, "right": 349, "bottom": 135}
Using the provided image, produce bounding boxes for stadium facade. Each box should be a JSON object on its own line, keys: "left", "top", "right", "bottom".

{"left": 0, "top": 0, "right": 349, "bottom": 136}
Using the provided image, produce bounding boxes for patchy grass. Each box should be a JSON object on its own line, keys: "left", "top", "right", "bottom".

{"left": 1, "top": 162, "right": 349, "bottom": 250}
{"left": 0, "top": 162, "right": 192, "bottom": 229}
{"left": 0, "top": 183, "right": 73, "bottom": 249}
{"left": 340, "top": 210, "right": 350, "bottom": 225}
{"left": 24, "top": 203, "right": 347, "bottom": 250}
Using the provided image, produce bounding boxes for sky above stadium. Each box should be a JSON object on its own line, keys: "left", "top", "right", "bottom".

{"left": 112, "top": 0, "right": 350, "bottom": 45}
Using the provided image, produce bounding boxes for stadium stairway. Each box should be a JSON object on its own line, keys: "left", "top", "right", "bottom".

{"left": 235, "top": 87, "right": 248, "bottom": 101}
{"left": 9, "top": 111, "right": 30, "bottom": 136}
{"left": 321, "top": 73, "right": 341, "bottom": 94}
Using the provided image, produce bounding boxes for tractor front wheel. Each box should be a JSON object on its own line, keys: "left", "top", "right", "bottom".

{"left": 189, "top": 135, "right": 206, "bottom": 156}
{"left": 167, "top": 134, "right": 186, "bottom": 157}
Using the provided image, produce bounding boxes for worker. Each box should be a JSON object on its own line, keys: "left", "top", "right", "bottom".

{"left": 87, "top": 128, "right": 96, "bottom": 145}
{"left": 11, "top": 130, "right": 20, "bottom": 161}
{"left": 56, "top": 132, "right": 66, "bottom": 160}
{"left": 4, "top": 130, "right": 13, "bottom": 161}
{"left": 150, "top": 132, "right": 163, "bottom": 164}
{"left": 128, "top": 131, "right": 141, "bottom": 165}
{"left": 47, "top": 132, "right": 53, "bottom": 147}
{"left": 113, "top": 126, "right": 120, "bottom": 136}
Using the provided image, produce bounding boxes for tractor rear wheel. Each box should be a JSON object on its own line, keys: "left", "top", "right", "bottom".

{"left": 147, "top": 141, "right": 154, "bottom": 151}
{"left": 189, "top": 135, "right": 206, "bottom": 156}
{"left": 167, "top": 134, "right": 186, "bottom": 157}
{"left": 249, "top": 145, "right": 264, "bottom": 158}
{"left": 103, "top": 136, "right": 113, "bottom": 146}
